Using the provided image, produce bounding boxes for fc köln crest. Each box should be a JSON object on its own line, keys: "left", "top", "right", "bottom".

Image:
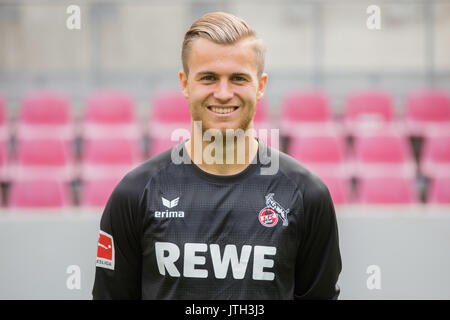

{"left": 258, "top": 193, "right": 290, "bottom": 227}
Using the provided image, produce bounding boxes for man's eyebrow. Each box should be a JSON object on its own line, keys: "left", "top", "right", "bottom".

{"left": 195, "top": 71, "right": 252, "bottom": 78}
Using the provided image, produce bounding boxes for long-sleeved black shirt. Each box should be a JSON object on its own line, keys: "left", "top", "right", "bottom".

{"left": 92, "top": 138, "right": 342, "bottom": 299}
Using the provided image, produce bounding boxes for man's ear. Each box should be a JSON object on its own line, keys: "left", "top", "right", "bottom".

{"left": 179, "top": 70, "right": 189, "bottom": 99}
{"left": 256, "top": 73, "right": 268, "bottom": 101}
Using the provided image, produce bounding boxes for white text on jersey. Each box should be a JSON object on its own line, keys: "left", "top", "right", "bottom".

{"left": 155, "top": 242, "right": 276, "bottom": 281}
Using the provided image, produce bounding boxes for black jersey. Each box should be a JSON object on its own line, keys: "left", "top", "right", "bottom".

{"left": 92, "top": 138, "right": 342, "bottom": 300}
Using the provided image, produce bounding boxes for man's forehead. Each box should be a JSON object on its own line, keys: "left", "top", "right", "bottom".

{"left": 188, "top": 38, "right": 258, "bottom": 75}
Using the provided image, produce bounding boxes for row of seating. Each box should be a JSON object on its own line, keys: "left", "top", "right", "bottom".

{"left": 0, "top": 88, "right": 448, "bottom": 208}
{"left": 0, "top": 132, "right": 447, "bottom": 180}
{"left": 3, "top": 175, "right": 448, "bottom": 208}
{"left": 1, "top": 88, "right": 449, "bottom": 140}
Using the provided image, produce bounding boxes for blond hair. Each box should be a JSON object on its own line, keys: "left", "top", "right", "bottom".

{"left": 181, "top": 12, "right": 266, "bottom": 78}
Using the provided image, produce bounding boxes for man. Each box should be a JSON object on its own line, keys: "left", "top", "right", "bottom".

{"left": 92, "top": 12, "right": 342, "bottom": 300}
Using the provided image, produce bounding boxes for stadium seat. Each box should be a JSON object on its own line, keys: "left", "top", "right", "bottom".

{"left": 279, "top": 90, "right": 338, "bottom": 137}
{"left": 0, "top": 93, "right": 8, "bottom": 140}
{"left": 16, "top": 91, "right": 74, "bottom": 140}
{"left": 352, "top": 131, "right": 415, "bottom": 177}
{"left": 427, "top": 176, "right": 450, "bottom": 204}
{"left": 149, "top": 90, "right": 191, "bottom": 139}
{"left": 288, "top": 134, "right": 349, "bottom": 177}
{"left": 9, "top": 179, "right": 71, "bottom": 208}
{"left": 9, "top": 138, "right": 75, "bottom": 181}
{"left": 319, "top": 176, "right": 352, "bottom": 205}
{"left": 421, "top": 135, "right": 450, "bottom": 177}
{"left": 405, "top": 89, "right": 450, "bottom": 136}
{"left": 344, "top": 89, "right": 397, "bottom": 135}
{"left": 80, "top": 138, "right": 143, "bottom": 179}
{"left": 357, "top": 176, "right": 418, "bottom": 204}
{"left": 82, "top": 90, "right": 140, "bottom": 139}
{"left": 80, "top": 177, "right": 122, "bottom": 208}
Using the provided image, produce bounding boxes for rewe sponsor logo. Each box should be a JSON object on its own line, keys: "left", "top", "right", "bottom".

{"left": 155, "top": 242, "right": 276, "bottom": 281}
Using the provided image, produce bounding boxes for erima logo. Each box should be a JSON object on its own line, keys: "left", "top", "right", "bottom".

{"left": 162, "top": 197, "right": 179, "bottom": 208}
{"left": 155, "top": 196, "right": 184, "bottom": 218}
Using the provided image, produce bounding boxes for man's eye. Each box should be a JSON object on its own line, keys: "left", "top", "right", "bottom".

{"left": 201, "top": 75, "right": 215, "bottom": 81}
{"left": 233, "top": 76, "right": 246, "bottom": 82}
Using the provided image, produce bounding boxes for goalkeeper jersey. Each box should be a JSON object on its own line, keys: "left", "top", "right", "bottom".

{"left": 92, "top": 138, "right": 342, "bottom": 300}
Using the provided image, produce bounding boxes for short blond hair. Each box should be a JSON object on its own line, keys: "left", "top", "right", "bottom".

{"left": 181, "top": 12, "right": 266, "bottom": 78}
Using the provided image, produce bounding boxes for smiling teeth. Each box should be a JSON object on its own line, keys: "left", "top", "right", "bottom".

{"left": 211, "top": 107, "right": 235, "bottom": 114}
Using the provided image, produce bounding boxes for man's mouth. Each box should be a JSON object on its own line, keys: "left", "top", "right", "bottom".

{"left": 207, "top": 106, "right": 239, "bottom": 115}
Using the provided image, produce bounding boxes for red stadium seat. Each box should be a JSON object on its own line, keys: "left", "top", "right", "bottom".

{"left": 421, "top": 135, "right": 450, "bottom": 177}
{"left": 10, "top": 139, "right": 75, "bottom": 181}
{"left": 427, "top": 176, "right": 450, "bottom": 204}
{"left": 320, "top": 176, "right": 352, "bottom": 205}
{"left": 9, "top": 179, "right": 72, "bottom": 208}
{"left": 16, "top": 91, "right": 74, "bottom": 140}
{"left": 80, "top": 177, "right": 122, "bottom": 208}
{"left": 344, "top": 90, "right": 397, "bottom": 135}
{"left": 352, "top": 131, "right": 415, "bottom": 177}
{"left": 0, "top": 93, "right": 8, "bottom": 138}
{"left": 82, "top": 90, "right": 140, "bottom": 139}
{"left": 81, "top": 138, "right": 142, "bottom": 179}
{"left": 149, "top": 90, "right": 191, "bottom": 139}
{"left": 405, "top": 89, "right": 450, "bottom": 136}
{"left": 358, "top": 176, "right": 418, "bottom": 204}
{"left": 279, "top": 90, "right": 337, "bottom": 137}
{"left": 288, "top": 134, "right": 349, "bottom": 177}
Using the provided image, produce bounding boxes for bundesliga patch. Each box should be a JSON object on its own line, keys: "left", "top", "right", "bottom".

{"left": 96, "top": 230, "right": 115, "bottom": 270}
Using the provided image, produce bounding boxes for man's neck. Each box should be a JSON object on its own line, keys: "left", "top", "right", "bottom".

{"left": 185, "top": 129, "right": 259, "bottom": 176}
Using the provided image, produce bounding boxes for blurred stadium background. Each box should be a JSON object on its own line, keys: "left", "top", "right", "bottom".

{"left": 0, "top": 0, "right": 449, "bottom": 299}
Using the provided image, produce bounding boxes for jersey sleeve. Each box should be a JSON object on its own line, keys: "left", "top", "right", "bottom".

{"left": 92, "top": 176, "right": 144, "bottom": 300}
{"left": 294, "top": 176, "right": 342, "bottom": 300}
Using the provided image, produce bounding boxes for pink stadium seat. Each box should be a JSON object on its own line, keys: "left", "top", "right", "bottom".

{"left": 320, "top": 176, "right": 351, "bottom": 205}
{"left": 428, "top": 176, "right": 450, "bottom": 204}
{"left": 11, "top": 139, "right": 75, "bottom": 180}
{"left": 344, "top": 90, "right": 396, "bottom": 135}
{"left": 83, "top": 138, "right": 141, "bottom": 165}
{"left": 421, "top": 135, "right": 450, "bottom": 177}
{"left": 358, "top": 176, "right": 417, "bottom": 204}
{"left": 15, "top": 139, "right": 73, "bottom": 166}
{"left": 149, "top": 91, "right": 191, "bottom": 139}
{"left": 288, "top": 134, "right": 348, "bottom": 177}
{"left": 0, "top": 92, "right": 7, "bottom": 125}
{"left": 9, "top": 179, "right": 71, "bottom": 208}
{"left": 405, "top": 89, "right": 450, "bottom": 136}
{"left": 353, "top": 131, "right": 415, "bottom": 177}
{"left": 281, "top": 90, "right": 331, "bottom": 122}
{"left": 82, "top": 90, "right": 140, "bottom": 139}
{"left": 280, "top": 90, "right": 337, "bottom": 137}
{"left": 17, "top": 91, "right": 74, "bottom": 140}
{"left": 80, "top": 178, "right": 121, "bottom": 208}
{"left": 0, "top": 138, "right": 8, "bottom": 180}
{"left": 84, "top": 90, "right": 135, "bottom": 124}
{"left": 81, "top": 138, "right": 142, "bottom": 179}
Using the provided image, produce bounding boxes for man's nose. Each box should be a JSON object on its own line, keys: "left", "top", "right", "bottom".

{"left": 213, "top": 79, "right": 234, "bottom": 101}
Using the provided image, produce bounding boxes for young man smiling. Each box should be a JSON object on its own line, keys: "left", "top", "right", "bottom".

{"left": 92, "top": 12, "right": 342, "bottom": 300}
